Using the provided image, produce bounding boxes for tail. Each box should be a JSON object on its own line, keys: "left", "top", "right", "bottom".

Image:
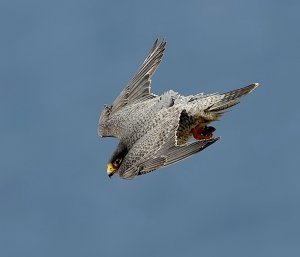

{"left": 205, "top": 83, "right": 259, "bottom": 113}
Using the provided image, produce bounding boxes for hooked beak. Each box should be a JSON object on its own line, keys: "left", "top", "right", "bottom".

{"left": 107, "top": 163, "right": 117, "bottom": 178}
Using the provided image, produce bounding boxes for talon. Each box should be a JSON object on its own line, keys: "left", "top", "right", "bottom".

{"left": 191, "top": 125, "right": 216, "bottom": 140}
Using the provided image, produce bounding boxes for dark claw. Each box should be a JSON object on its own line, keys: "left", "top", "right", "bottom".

{"left": 201, "top": 126, "right": 216, "bottom": 136}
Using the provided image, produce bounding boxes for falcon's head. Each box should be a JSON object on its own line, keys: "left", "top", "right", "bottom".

{"left": 107, "top": 142, "right": 128, "bottom": 178}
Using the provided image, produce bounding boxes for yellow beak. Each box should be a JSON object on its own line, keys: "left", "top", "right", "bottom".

{"left": 107, "top": 163, "right": 117, "bottom": 178}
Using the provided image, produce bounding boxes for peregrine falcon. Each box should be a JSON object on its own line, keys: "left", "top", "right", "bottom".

{"left": 98, "top": 39, "right": 259, "bottom": 179}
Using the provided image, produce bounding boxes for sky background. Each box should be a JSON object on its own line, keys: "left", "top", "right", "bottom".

{"left": 1, "top": 0, "right": 300, "bottom": 256}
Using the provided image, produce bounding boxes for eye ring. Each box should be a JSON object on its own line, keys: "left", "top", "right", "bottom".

{"left": 113, "top": 158, "right": 122, "bottom": 166}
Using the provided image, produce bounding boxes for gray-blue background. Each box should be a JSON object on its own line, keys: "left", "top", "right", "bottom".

{"left": 1, "top": 0, "right": 299, "bottom": 256}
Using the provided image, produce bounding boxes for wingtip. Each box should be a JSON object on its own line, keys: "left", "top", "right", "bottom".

{"left": 214, "top": 136, "right": 221, "bottom": 141}
{"left": 197, "top": 136, "right": 220, "bottom": 148}
{"left": 153, "top": 38, "right": 167, "bottom": 48}
{"left": 210, "top": 136, "right": 221, "bottom": 144}
{"left": 248, "top": 82, "right": 260, "bottom": 93}
{"left": 206, "top": 136, "right": 221, "bottom": 143}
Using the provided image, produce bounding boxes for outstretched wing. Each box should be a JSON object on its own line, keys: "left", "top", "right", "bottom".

{"left": 110, "top": 39, "right": 167, "bottom": 115}
{"left": 137, "top": 137, "right": 220, "bottom": 176}
{"left": 186, "top": 83, "right": 259, "bottom": 114}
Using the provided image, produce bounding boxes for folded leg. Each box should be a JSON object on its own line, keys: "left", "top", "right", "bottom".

{"left": 191, "top": 125, "right": 216, "bottom": 140}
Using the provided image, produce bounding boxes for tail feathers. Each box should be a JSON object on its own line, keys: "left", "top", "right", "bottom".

{"left": 207, "top": 83, "right": 259, "bottom": 113}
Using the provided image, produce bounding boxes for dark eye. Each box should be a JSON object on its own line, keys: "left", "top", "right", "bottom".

{"left": 113, "top": 158, "right": 122, "bottom": 166}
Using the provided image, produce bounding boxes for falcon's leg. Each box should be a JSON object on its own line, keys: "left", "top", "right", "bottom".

{"left": 191, "top": 125, "right": 216, "bottom": 140}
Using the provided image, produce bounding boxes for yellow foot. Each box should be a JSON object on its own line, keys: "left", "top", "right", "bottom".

{"left": 191, "top": 125, "right": 216, "bottom": 140}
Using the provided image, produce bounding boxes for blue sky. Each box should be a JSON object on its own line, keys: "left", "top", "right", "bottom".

{"left": 1, "top": 0, "right": 300, "bottom": 256}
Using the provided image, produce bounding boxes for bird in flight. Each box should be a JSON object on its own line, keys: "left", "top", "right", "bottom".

{"left": 98, "top": 39, "right": 259, "bottom": 179}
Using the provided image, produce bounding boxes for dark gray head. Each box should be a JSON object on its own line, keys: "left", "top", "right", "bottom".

{"left": 107, "top": 142, "right": 128, "bottom": 178}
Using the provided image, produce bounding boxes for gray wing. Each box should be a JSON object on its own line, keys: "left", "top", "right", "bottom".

{"left": 118, "top": 106, "right": 181, "bottom": 179}
{"left": 110, "top": 39, "right": 166, "bottom": 115}
{"left": 185, "top": 83, "right": 259, "bottom": 113}
{"left": 137, "top": 137, "right": 220, "bottom": 176}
